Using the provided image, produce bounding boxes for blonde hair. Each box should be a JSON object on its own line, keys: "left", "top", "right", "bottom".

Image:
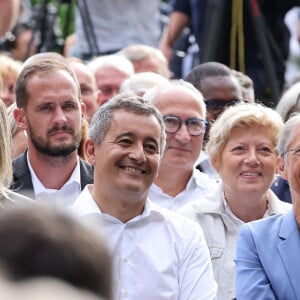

{"left": 207, "top": 103, "right": 283, "bottom": 162}
{"left": 0, "top": 99, "right": 12, "bottom": 191}
{"left": 0, "top": 53, "right": 22, "bottom": 81}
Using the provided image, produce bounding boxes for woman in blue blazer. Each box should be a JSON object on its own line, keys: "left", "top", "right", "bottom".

{"left": 235, "top": 114, "right": 300, "bottom": 299}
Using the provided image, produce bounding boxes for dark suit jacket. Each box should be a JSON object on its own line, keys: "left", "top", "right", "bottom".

{"left": 11, "top": 151, "right": 94, "bottom": 199}
{"left": 271, "top": 175, "right": 292, "bottom": 203}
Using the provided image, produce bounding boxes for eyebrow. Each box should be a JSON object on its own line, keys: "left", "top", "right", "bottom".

{"left": 116, "top": 132, "right": 160, "bottom": 147}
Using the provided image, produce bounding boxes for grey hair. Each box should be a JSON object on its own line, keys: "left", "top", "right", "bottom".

{"left": 276, "top": 81, "right": 300, "bottom": 122}
{"left": 144, "top": 79, "right": 207, "bottom": 118}
{"left": 89, "top": 93, "right": 166, "bottom": 155}
{"left": 87, "top": 54, "right": 134, "bottom": 77}
{"left": 277, "top": 113, "right": 300, "bottom": 161}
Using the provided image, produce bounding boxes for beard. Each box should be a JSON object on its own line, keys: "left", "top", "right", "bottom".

{"left": 28, "top": 122, "right": 82, "bottom": 158}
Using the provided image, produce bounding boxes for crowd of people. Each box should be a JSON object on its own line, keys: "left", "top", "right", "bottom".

{"left": 1, "top": 1, "right": 300, "bottom": 299}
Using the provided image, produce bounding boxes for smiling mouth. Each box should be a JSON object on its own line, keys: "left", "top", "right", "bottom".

{"left": 120, "top": 166, "right": 146, "bottom": 174}
{"left": 241, "top": 172, "right": 261, "bottom": 176}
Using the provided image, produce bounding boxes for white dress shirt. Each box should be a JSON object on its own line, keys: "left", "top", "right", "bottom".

{"left": 149, "top": 168, "right": 217, "bottom": 211}
{"left": 28, "top": 155, "right": 81, "bottom": 208}
{"left": 69, "top": 185, "right": 217, "bottom": 300}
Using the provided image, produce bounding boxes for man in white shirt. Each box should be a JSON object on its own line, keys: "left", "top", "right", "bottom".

{"left": 143, "top": 80, "right": 217, "bottom": 211}
{"left": 70, "top": 93, "right": 217, "bottom": 300}
{"left": 11, "top": 57, "right": 93, "bottom": 206}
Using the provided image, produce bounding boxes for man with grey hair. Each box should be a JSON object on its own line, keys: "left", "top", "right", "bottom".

{"left": 144, "top": 80, "right": 217, "bottom": 211}
{"left": 87, "top": 54, "right": 134, "bottom": 105}
{"left": 70, "top": 93, "right": 217, "bottom": 300}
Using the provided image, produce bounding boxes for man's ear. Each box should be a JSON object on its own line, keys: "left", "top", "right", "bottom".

{"left": 96, "top": 90, "right": 103, "bottom": 106}
{"left": 80, "top": 102, "right": 86, "bottom": 118}
{"left": 13, "top": 108, "right": 27, "bottom": 130}
{"left": 85, "top": 139, "right": 96, "bottom": 166}
{"left": 278, "top": 156, "right": 288, "bottom": 180}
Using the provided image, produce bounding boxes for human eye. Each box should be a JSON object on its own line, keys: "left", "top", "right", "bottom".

{"left": 294, "top": 148, "right": 300, "bottom": 156}
{"left": 81, "top": 86, "right": 93, "bottom": 95}
{"left": 258, "top": 147, "right": 273, "bottom": 155}
{"left": 231, "top": 146, "right": 245, "bottom": 153}
{"left": 8, "top": 84, "right": 15, "bottom": 94}
{"left": 206, "top": 100, "right": 223, "bottom": 109}
{"left": 144, "top": 142, "right": 159, "bottom": 154}
{"left": 164, "top": 116, "right": 179, "bottom": 126}
{"left": 39, "top": 103, "right": 53, "bottom": 112}
{"left": 100, "top": 87, "right": 112, "bottom": 96}
{"left": 189, "top": 118, "right": 204, "bottom": 130}
{"left": 117, "top": 138, "right": 132, "bottom": 147}
{"left": 63, "top": 102, "right": 77, "bottom": 111}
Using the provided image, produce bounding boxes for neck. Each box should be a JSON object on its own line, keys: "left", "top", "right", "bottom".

{"left": 154, "top": 165, "right": 192, "bottom": 197}
{"left": 224, "top": 189, "right": 269, "bottom": 222}
{"left": 28, "top": 148, "right": 78, "bottom": 190}
{"left": 92, "top": 185, "right": 148, "bottom": 223}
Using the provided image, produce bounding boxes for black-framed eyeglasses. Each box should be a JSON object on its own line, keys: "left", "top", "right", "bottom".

{"left": 205, "top": 99, "right": 242, "bottom": 114}
{"left": 163, "top": 115, "right": 208, "bottom": 136}
{"left": 283, "top": 147, "right": 300, "bottom": 157}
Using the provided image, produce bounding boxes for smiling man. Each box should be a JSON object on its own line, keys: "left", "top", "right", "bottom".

{"left": 144, "top": 80, "right": 217, "bottom": 210}
{"left": 70, "top": 93, "right": 217, "bottom": 300}
{"left": 11, "top": 57, "right": 93, "bottom": 206}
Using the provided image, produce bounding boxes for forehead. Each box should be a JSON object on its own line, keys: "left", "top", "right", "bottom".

{"left": 107, "top": 109, "right": 161, "bottom": 139}
{"left": 200, "top": 75, "right": 242, "bottom": 100}
{"left": 71, "top": 63, "right": 95, "bottom": 84}
{"left": 27, "top": 69, "right": 79, "bottom": 101}
{"left": 95, "top": 67, "right": 129, "bottom": 81}
{"left": 288, "top": 125, "right": 300, "bottom": 147}
{"left": 153, "top": 86, "right": 204, "bottom": 116}
{"left": 225, "top": 124, "right": 274, "bottom": 144}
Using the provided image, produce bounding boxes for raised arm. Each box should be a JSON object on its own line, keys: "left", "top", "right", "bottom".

{"left": 159, "top": 11, "right": 190, "bottom": 63}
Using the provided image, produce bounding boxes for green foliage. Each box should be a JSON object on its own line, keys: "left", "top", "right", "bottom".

{"left": 30, "top": 0, "right": 75, "bottom": 39}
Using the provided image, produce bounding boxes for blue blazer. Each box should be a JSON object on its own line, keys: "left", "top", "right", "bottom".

{"left": 235, "top": 209, "right": 300, "bottom": 299}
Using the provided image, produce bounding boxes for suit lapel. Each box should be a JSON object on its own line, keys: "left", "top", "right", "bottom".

{"left": 277, "top": 209, "right": 300, "bottom": 299}
{"left": 11, "top": 151, "right": 34, "bottom": 191}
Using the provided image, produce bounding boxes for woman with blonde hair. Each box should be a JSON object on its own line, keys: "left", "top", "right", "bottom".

{"left": 180, "top": 103, "right": 291, "bottom": 300}
{"left": 0, "top": 99, "right": 31, "bottom": 205}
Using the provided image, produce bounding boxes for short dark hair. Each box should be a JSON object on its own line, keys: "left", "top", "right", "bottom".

{"left": 0, "top": 205, "right": 112, "bottom": 299}
{"left": 15, "top": 57, "right": 80, "bottom": 109}
{"left": 185, "top": 61, "right": 233, "bottom": 91}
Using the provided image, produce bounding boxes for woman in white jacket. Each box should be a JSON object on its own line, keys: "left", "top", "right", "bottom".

{"left": 179, "top": 103, "right": 292, "bottom": 300}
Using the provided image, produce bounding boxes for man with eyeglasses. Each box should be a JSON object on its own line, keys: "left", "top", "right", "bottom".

{"left": 185, "top": 61, "right": 243, "bottom": 178}
{"left": 144, "top": 80, "right": 217, "bottom": 211}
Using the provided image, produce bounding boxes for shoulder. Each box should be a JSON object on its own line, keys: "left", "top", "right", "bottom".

{"left": 79, "top": 159, "right": 93, "bottom": 172}
{"left": 12, "top": 152, "right": 28, "bottom": 171}
{"left": 242, "top": 212, "right": 286, "bottom": 240}
{"left": 2, "top": 189, "right": 34, "bottom": 207}
{"left": 269, "top": 190, "right": 292, "bottom": 214}
{"left": 179, "top": 183, "right": 223, "bottom": 216}
{"left": 150, "top": 202, "right": 205, "bottom": 239}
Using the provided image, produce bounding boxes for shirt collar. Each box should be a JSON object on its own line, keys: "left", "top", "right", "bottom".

{"left": 70, "top": 185, "right": 166, "bottom": 222}
{"left": 27, "top": 152, "right": 81, "bottom": 195}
